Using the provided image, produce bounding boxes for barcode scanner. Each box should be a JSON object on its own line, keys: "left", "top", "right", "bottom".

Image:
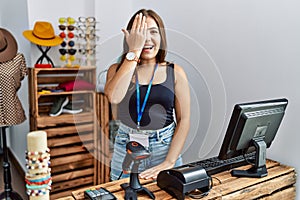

{"left": 121, "top": 141, "right": 155, "bottom": 200}
{"left": 122, "top": 141, "right": 151, "bottom": 173}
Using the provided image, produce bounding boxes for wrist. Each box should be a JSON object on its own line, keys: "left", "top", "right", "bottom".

{"left": 163, "top": 159, "right": 176, "bottom": 167}
{"left": 126, "top": 51, "right": 140, "bottom": 62}
{"left": 128, "top": 49, "right": 142, "bottom": 56}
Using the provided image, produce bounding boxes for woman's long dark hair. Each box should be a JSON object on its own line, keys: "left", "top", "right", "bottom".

{"left": 117, "top": 9, "right": 167, "bottom": 70}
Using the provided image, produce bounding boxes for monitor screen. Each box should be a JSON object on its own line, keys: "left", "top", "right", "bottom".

{"left": 218, "top": 98, "right": 288, "bottom": 177}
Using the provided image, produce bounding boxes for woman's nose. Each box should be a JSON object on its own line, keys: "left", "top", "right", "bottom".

{"left": 145, "top": 31, "right": 151, "bottom": 41}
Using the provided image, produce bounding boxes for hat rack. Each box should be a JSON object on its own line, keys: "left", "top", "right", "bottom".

{"left": 23, "top": 21, "right": 64, "bottom": 68}
{"left": 35, "top": 45, "right": 55, "bottom": 67}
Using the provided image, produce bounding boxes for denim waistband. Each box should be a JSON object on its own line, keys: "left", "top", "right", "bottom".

{"left": 118, "top": 122, "right": 176, "bottom": 139}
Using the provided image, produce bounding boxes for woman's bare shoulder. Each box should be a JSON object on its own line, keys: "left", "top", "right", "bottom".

{"left": 172, "top": 63, "right": 188, "bottom": 82}
{"left": 107, "top": 63, "right": 119, "bottom": 72}
{"left": 164, "top": 62, "right": 184, "bottom": 73}
{"left": 173, "top": 63, "right": 187, "bottom": 75}
{"left": 106, "top": 63, "right": 120, "bottom": 80}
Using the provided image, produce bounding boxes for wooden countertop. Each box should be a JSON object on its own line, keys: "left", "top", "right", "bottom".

{"left": 60, "top": 159, "right": 296, "bottom": 199}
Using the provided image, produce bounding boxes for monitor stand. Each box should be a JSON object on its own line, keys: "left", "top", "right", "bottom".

{"left": 231, "top": 138, "right": 268, "bottom": 178}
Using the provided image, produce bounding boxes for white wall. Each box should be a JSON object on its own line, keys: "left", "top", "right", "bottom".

{"left": 1, "top": 0, "right": 300, "bottom": 198}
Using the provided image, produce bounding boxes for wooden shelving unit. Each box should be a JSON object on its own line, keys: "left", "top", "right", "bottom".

{"left": 28, "top": 67, "right": 99, "bottom": 199}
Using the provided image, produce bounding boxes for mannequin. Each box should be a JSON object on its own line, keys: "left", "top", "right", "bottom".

{"left": 0, "top": 52, "right": 27, "bottom": 126}
{"left": 0, "top": 27, "right": 27, "bottom": 200}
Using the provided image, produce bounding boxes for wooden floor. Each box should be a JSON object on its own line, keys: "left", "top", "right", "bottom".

{"left": 0, "top": 151, "right": 28, "bottom": 200}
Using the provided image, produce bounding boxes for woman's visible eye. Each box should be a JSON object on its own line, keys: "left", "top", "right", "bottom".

{"left": 150, "top": 30, "right": 159, "bottom": 34}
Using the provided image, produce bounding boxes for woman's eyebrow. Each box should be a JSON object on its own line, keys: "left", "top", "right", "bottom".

{"left": 148, "top": 27, "right": 159, "bottom": 30}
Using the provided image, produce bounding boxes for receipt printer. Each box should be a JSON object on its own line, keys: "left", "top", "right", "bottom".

{"left": 157, "top": 165, "right": 210, "bottom": 200}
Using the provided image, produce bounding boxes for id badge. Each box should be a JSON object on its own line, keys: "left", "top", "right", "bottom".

{"left": 129, "top": 132, "right": 149, "bottom": 148}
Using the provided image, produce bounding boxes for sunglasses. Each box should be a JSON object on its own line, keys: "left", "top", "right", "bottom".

{"left": 78, "top": 24, "right": 96, "bottom": 30}
{"left": 76, "top": 33, "right": 99, "bottom": 40}
{"left": 77, "top": 27, "right": 97, "bottom": 35}
{"left": 59, "top": 32, "right": 75, "bottom": 39}
{"left": 61, "top": 40, "right": 75, "bottom": 48}
{"left": 78, "top": 48, "right": 95, "bottom": 55}
{"left": 60, "top": 55, "right": 76, "bottom": 61}
{"left": 77, "top": 43, "right": 97, "bottom": 49}
{"left": 59, "top": 25, "right": 76, "bottom": 31}
{"left": 59, "top": 48, "right": 77, "bottom": 55}
{"left": 78, "top": 17, "right": 96, "bottom": 23}
{"left": 59, "top": 17, "right": 76, "bottom": 25}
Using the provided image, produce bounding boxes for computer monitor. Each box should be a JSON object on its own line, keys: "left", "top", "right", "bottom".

{"left": 218, "top": 98, "right": 288, "bottom": 178}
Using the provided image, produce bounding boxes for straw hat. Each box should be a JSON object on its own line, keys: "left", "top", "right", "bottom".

{"left": 0, "top": 28, "right": 18, "bottom": 63}
{"left": 23, "top": 21, "right": 63, "bottom": 46}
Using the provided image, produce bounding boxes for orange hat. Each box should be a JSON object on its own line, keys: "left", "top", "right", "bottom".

{"left": 23, "top": 21, "right": 63, "bottom": 46}
{"left": 0, "top": 28, "right": 18, "bottom": 62}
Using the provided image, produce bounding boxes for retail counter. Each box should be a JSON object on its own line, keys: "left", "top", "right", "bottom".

{"left": 58, "top": 159, "right": 296, "bottom": 200}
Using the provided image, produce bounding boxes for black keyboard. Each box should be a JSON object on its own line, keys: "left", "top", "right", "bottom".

{"left": 186, "top": 152, "right": 256, "bottom": 175}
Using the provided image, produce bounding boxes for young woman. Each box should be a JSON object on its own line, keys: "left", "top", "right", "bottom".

{"left": 105, "top": 9, "right": 190, "bottom": 180}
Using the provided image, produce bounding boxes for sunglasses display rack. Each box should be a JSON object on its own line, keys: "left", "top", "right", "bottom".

{"left": 76, "top": 16, "right": 99, "bottom": 67}
{"left": 58, "top": 17, "right": 77, "bottom": 67}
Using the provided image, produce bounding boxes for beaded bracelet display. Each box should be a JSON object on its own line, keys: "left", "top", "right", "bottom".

{"left": 26, "top": 186, "right": 51, "bottom": 196}
{"left": 25, "top": 179, "right": 51, "bottom": 185}
{"left": 26, "top": 168, "right": 51, "bottom": 176}
{"left": 26, "top": 153, "right": 50, "bottom": 159}
{"left": 26, "top": 161, "right": 51, "bottom": 169}
{"left": 25, "top": 176, "right": 51, "bottom": 184}
{"left": 26, "top": 153, "right": 50, "bottom": 160}
{"left": 26, "top": 182, "right": 52, "bottom": 190}
{"left": 25, "top": 148, "right": 50, "bottom": 156}
{"left": 26, "top": 189, "right": 48, "bottom": 196}
{"left": 25, "top": 172, "right": 52, "bottom": 196}
{"left": 26, "top": 172, "right": 51, "bottom": 179}
{"left": 26, "top": 156, "right": 50, "bottom": 164}
{"left": 25, "top": 146, "right": 51, "bottom": 197}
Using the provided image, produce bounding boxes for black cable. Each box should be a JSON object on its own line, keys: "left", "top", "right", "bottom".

{"left": 188, "top": 175, "right": 213, "bottom": 199}
{"left": 212, "top": 176, "right": 222, "bottom": 184}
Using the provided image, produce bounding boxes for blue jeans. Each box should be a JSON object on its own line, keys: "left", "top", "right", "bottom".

{"left": 110, "top": 122, "right": 182, "bottom": 181}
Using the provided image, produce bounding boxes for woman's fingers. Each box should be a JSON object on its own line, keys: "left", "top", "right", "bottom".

{"left": 140, "top": 15, "right": 146, "bottom": 33}
{"left": 143, "top": 21, "right": 147, "bottom": 36}
{"left": 123, "top": 13, "right": 147, "bottom": 51}
{"left": 135, "top": 13, "right": 143, "bottom": 32}
{"left": 131, "top": 14, "right": 139, "bottom": 31}
{"left": 132, "top": 13, "right": 147, "bottom": 33}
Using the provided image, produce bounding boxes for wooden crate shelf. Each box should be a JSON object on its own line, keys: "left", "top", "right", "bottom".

{"left": 28, "top": 67, "right": 99, "bottom": 199}
{"left": 35, "top": 112, "right": 95, "bottom": 128}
